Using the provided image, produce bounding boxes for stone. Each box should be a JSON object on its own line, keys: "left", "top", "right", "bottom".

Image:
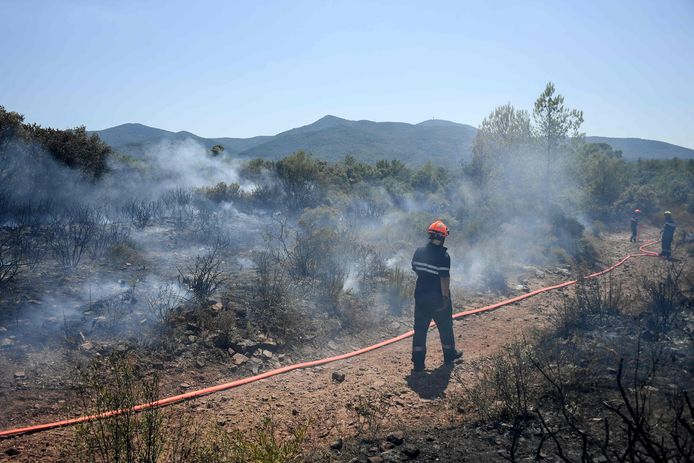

{"left": 80, "top": 341, "right": 94, "bottom": 351}
{"left": 180, "top": 383, "right": 190, "bottom": 388}
{"left": 386, "top": 431, "right": 405, "bottom": 446}
{"left": 402, "top": 444, "right": 420, "bottom": 459}
{"left": 261, "top": 349, "right": 273, "bottom": 359}
{"left": 380, "top": 441, "right": 396, "bottom": 451}
{"left": 367, "top": 457, "right": 384, "bottom": 463}
{"left": 1, "top": 338, "right": 14, "bottom": 347}
{"left": 330, "top": 438, "right": 343, "bottom": 450}
{"left": 380, "top": 449, "right": 404, "bottom": 462}
{"left": 231, "top": 339, "right": 260, "bottom": 354}
{"left": 227, "top": 347, "right": 236, "bottom": 356}
{"left": 328, "top": 340, "right": 338, "bottom": 350}
{"left": 13, "top": 371, "right": 26, "bottom": 379}
{"left": 332, "top": 371, "right": 346, "bottom": 383}
{"left": 231, "top": 353, "right": 249, "bottom": 366}
{"left": 195, "top": 358, "right": 206, "bottom": 368}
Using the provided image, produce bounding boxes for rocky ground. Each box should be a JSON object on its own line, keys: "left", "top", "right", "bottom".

{"left": 1, "top": 229, "right": 682, "bottom": 462}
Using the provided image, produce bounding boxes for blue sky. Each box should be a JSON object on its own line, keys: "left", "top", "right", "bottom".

{"left": 2, "top": 0, "right": 693, "bottom": 148}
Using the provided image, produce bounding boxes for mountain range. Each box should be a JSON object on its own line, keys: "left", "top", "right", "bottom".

{"left": 94, "top": 115, "right": 694, "bottom": 166}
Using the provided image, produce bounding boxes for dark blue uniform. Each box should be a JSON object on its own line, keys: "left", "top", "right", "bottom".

{"left": 661, "top": 218, "right": 676, "bottom": 258}
{"left": 411, "top": 242, "right": 456, "bottom": 368}
{"left": 630, "top": 215, "right": 639, "bottom": 242}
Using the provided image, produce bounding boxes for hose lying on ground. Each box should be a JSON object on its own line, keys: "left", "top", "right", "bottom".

{"left": 0, "top": 240, "right": 660, "bottom": 439}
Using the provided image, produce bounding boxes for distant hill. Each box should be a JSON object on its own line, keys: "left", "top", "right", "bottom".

{"left": 93, "top": 117, "right": 694, "bottom": 166}
{"left": 584, "top": 136, "right": 694, "bottom": 161}
{"left": 95, "top": 123, "right": 271, "bottom": 157}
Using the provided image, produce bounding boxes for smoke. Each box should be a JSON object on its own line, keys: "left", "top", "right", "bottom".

{"left": 0, "top": 128, "right": 590, "bottom": 367}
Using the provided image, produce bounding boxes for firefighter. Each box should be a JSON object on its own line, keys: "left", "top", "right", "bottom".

{"left": 410, "top": 219, "right": 462, "bottom": 372}
{"left": 630, "top": 209, "right": 641, "bottom": 242}
{"left": 660, "top": 211, "right": 676, "bottom": 259}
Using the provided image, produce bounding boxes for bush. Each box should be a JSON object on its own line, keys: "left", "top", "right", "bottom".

{"left": 71, "top": 355, "right": 308, "bottom": 463}
{"left": 72, "top": 354, "right": 163, "bottom": 463}
{"left": 551, "top": 274, "right": 622, "bottom": 336}
{"left": 247, "top": 250, "right": 306, "bottom": 342}
{"left": 0, "top": 235, "right": 19, "bottom": 286}
{"left": 123, "top": 200, "right": 162, "bottom": 229}
{"left": 1, "top": 106, "right": 112, "bottom": 178}
{"left": 178, "top": 242, "right": 226, "bottom": 304}
{"left": 203, "top": 182, "right": 241, "bottom": 203}
{"left": 457, "top": 340, "right": 536, "bottom": 423}
{"left": 46, "top": 207, "right": 96, "bottom": 272}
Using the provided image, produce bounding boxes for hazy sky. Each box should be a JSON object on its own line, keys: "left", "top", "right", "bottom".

{"left": 2, "top": 0, "right": 693, "bottom": 147}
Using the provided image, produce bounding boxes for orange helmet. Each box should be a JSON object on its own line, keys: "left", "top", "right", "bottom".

{"left": 427, "top": 219, "right": 449, "bottom": 237}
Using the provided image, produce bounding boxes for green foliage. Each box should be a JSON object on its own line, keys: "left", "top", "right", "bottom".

{"left": 72, "top": 354, "right": 163, "bottom": 463}
{"left": 578, "top": 143, "right": 628, "bottom": 219}
{"left": 204, "top": 182, "right": 241, "bottom": 203}
{"left": 210, "top": 144, "right": 224, "bottom": 156}
{"left": 533, "top": 82, "right": 584, "bottom": 195}
{"left": 471, "top": 103, "right": 533, "bottom": 183}
{"left": 0, "top": 106, "right": 112, "bottom": 178}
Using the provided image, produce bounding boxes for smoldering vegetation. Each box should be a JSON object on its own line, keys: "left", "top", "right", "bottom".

{"left": 1, "top": 82, "right": 691, "bottom": 394}
{"left": 451, "top": 264, "right": 693, "bottom": 463}
{"left": 1, "top": 80, "right": 692, "bottom": 461}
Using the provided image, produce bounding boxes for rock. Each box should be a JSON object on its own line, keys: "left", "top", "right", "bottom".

{"left": 231, "top": 353, "right": 249, "bottom": 366}
{"left": 231, "top": 339, "right": 260, "bottom": 354}
{"left": 327, "top": 340, "right": 338, "bottom": 350}
{"left": 227, "top": 347, "right": 236, "bottom": 356}
{"left": 380, "top": 441, "right": 396, "bottom": 451}
{"left": 386, "top": 431, "right": 405, "bottom": 445}
{"left": 367, "top": 457, "right": 384, "bottom": 463}
{"left": 195, "top": 358, "right": 205, "bottom": 368}
{"left": 390, "top": 321, "right": 401, "bottom": 330}
{"left": 261, "top": 349, "right": 273, "bottom": 359}
{"left": 515, "top": 284, "right": 529, "bottom": 292}
{"left": 380, "top": 449, "right": 404, "bottom": 462}
{"left": 80, "top": 341, "right": 93, "bottom": 351}
{"left": 180, "top": 383, "right": 190, "bottom": 389}
{"left": 402, "top": 444, "right": 420, "bottom": 459}
{"left": 211, "top": 302, "right": 223, "bottom": 312}
{"left": 332, "top": 371, "right": 346, "bottom": 383}
{"left": 5, "top": 448, "right": 20, "bottom": 456}
{"left": 186, "top": 322, "right": 199, "bottom": 332}
{"left": 13, "top": 371, "right": 26, "bottom": 379}
{"left": 330, "top": 438, "right": 343, "bottom": 450}
{"left": 259, "top": 338, "right": 278, "bottom": 350}
{"left": 349, "top": 458, "right": 367, "bottom": 463}
{"left": 1, "top": 338, "right": 14, "bottom": 347}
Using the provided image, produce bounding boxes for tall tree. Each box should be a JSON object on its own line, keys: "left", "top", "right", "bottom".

{"left": 468, "top": 103, "right": 533, "bottom": 189}
{"left": 533, "top": 82, "right": 584, "bottom": 196}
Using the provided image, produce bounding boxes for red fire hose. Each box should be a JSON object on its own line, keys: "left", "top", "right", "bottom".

{"left": 0, "top": 240, "right": 660, "bottom": 439}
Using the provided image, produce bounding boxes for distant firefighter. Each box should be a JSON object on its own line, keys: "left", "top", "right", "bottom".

{"left": 410, "top": 219, "right": 462, "bottom": 372}
{"left": 630, "top": 209, "right": 641, "bottom": 242}
{"left": 660, "top": 211, "right": 676, "bottom": 259}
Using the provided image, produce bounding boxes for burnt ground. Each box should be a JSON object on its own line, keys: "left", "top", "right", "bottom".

{"left": 0, "top": 229, "right": 683, "bottom": 462}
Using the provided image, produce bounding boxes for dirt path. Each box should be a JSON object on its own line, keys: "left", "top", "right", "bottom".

{"left": 0, "top": 231, "right": 663, "bottom": 462}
